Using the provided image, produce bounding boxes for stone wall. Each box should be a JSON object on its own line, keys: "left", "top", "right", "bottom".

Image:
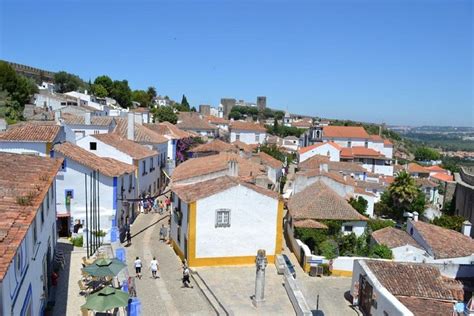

{"left": 454, "top": 170, "right": 474, "bottom": 237}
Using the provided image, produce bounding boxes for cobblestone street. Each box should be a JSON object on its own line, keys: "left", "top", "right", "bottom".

{"left": 125, "top": 211, "right": 214, "bottom": 316}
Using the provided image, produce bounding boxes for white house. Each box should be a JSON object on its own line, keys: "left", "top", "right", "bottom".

{"left": 34, "top": 91, "right": 78, "bottom": 111}
{"left": 53, "top": 142, "right": 137, "bottom": 244}
{"left": 170, "top": 176, "right": 283, "bottom": 267}
{"left": 64, "top": 91, "right": 103, "bottom": 111}
{"left": 351, "top": 260, "right": 465, "bottom": 316}
{"left": 341, "top": 147, "right": 393, "bottom": 176}
{"left": 298, "top": 142, "right": 341, "bottom": 162}
{"left": 0, "top": 122, "right": 68, "bottom": 156}
{"left": 60, "top": 112, "right": 116, "bottom": 140}
{"left": 288, "top": 181, "right": 368, "bottom": 237}
{"left": 76, "top": 133, "right": 159, "bottom": 197}
{"left": 176, "top": 112, "right": 218, "bottom": 138}
{"left": 0, "top": 153, "right": 62, "bottom": 316}
{"left": 229, "top": 121, "right": 267, "bottom": 145}
{"left": 251, "top": 151, "right": 283, "bottom": 189}
{"left": 282, "top": 136, "right": 299, "bottom": 152}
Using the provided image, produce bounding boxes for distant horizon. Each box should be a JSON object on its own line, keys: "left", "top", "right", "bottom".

{"left": 1, "top": 0, "right": 472, "bottom": 127}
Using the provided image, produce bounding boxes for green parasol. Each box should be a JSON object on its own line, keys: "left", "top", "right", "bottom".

{"left": 82, "top": 258, "right": 126, "bottom": 277}
{"left": 82, "top": 287, "right": 129, "bottom": 312}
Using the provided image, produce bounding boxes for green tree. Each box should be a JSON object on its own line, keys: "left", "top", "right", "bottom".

{"left": 180, "top": 94, "right": 190, "bottom": 110}
{"left": 54, "top": 71, "right": 84, "bottom": 93}
{"left": 320, "top": 239, "right": 338, "bottom": 259}
{"left": 152, "top": 106, "right": 178, "bottom": 124}
{"left": 147, "top": 86, "right": 157, "bottom": 102}
{"left": 110, "top": 80, "right": 132, "bottom": 108}
{"left": 131, "top": 90, "right": 150, "bottom": 107}
{"left": 414, "top": 146, "right": 441, "bottom": 161}
{"left": 94, "top": 75, "right": 113, "bottom": 96}
{"left": 294, "top": 227, "right": 328, "bottom": 254}
{"left": 371, "top": 245, "right": 393, "bottom": 259}
{"left": 348, "top": 196, "right": 368, "bottom": 216}
{"left": 367, "top": 219, "right": 395, "bottom": 232}
{"left": 339, "top": 233, "right": 357, "bottom": 256}
{"left": 431, "top": 214, "right": 465, "bottom": 232}
{"left": 92, "top": 84, "right": 108, "bottom": 98}
{"left": 259, "top": 144, "right": 286, "bottom": 162}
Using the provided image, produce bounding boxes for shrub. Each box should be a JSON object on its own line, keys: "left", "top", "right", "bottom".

{"left": 367, "top": 219, "right": 395, "bottom": 232}
{"left": 320, "top": 239, "right": 338, "bottom": 259}
{"left": 371, "top": 244, "right": 393, "bottom": 259}
{"left": 71, "top": 235, "right": 83, "bottom": 247}
{"left": 294, "top": 227, "right": 328, "bottom": 254}
{"left": 320, "top": 263, "right": 331, "bottom": 276}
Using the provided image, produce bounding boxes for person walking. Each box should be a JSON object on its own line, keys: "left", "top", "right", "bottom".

{"left": 126, "top": 230, "right": 132, "bottom": 246}
{"left": 134, "top": 257, "right": 142, "bottom": 279}
{"left": 182, "top": 265, "right": 193, "bottom": 288}
{"left": 159, "top": 201, "right": 164, "bottom": 215}
{"left": 150, "top": 257, "right": 159, "bottom": 279}
{"left": 159, "top": 224, "right": 167, "bottom": 242}
{"left": 165, "top": 197, "right": 171, "bottom": 212}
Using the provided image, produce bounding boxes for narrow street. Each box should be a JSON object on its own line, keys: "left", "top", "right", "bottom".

{"left": 125, "top": 211, "right": 214, "bottom": 316}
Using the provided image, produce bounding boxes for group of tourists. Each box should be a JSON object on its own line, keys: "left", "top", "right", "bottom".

{"left": 133, "top": 256, "right": 192, "bottom": 288}
{"left": 139, "top": 194, "right": 171, "bottom": 215}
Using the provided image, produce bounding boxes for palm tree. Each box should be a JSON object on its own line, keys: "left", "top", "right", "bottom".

{"left": 388, "top": 171, "right": 423, "bottom": 215}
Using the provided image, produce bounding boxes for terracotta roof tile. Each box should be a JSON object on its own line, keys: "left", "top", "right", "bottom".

{"left": 372, "top": 227, "right": 421, "bottom": 249}
{"left": 415, "top": 177, "right": 437, "bottom": 188}
{"left": 397, "top": 297, "right": 455, "bottom": 316}
{"left": 191, "top": 139, "right": 236, "bottom": 153}
{"left": 327, "top": 161, "right": 367, "bottom": 173}
{"left": 426, "top": 165, "right": 448, "bottom": 173}
{"left": 172, "top": 175, "right": 278, "bottom": 203}
{"left": 288, "top": 181, "right": 367, "bottom": 221}
{"left": 113, "top": 118, "right": 168, "bottom": 144}
{"left": 229, "top": 121, "right": 267, "bottom": 132}
{"left": 61, "top": 113, "right": 115, "bottom": 126}
{"left": 293, "top": 219, "right": 328, "bottom": 229}
{"left": 92, "top": 133, "right": 157, "bottom": 160}
{"left": 206, "top": 116, "right": 229, "bottom": 125}
{"left": 144, "top": 122, "right": 193, "bottom": 139}
{"left": 298, "top": 142, "right": 342, "bottom": 154}
{"left": 172, "top": 153, "right": 265, "bottom": 182}
{"left": 299, "top": 155, "right": 330, "bottom": 170}
{"left": 177, "top": 112, "right": 217, "bottom": 131}
{"left": 383, "top": 139, "right": 393, "bottom": 146}
{"left": 323, "top": 126, "right": 369, "bottom": 139}
{"left": 291, "top": 120, "right": 312, "bottom": 128}
{"left": 0, "top": 153, "right": 63, "bottom": 281}
{"left": 430, "top": 172, "right": 454, "bottom": 182}
{"left": 408, "top": 163, "right": 430, "bottom": 174}
{"left": 369, "top": 134, "right": 383, "bottom": 142}
{"left": 231, "top": 140, "right": 255, "bottom": 153}
{"left": 364, "top": 260, "right": 464, "bottom": 301}
{"left": 341, "top": 146, "right": 388, "bottom": 159}
{"left": 256, "top": 151, "right": 282, "bottom": 169}
{"left": 54, "top": 142, "right": 135, "bottom": 177}
{"left": 410, "top": 220, "right": 474, "bottom": 259}
{"left": 0, "top": 123, "right": 60, "bottom": 142}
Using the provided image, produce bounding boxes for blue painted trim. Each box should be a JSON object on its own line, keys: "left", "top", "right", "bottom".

{"left": 49, "top": 150, "right": 54, "bottom": 158}
{"left": 20, "top": 284, "right": 32, "bottom": 316}
{"left": 113, "top": 177, "right": 117, "bottom": 211}
{"left": 65, "top": 189, "right": 74, "bottom": 199}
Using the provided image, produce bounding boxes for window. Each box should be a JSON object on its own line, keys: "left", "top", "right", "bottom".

{"left": 344, "top": 225, "right": 353, "bottom": 232}
{"left": 365, "top": 141, "right": 369, "bottom": 148}
{"left": 215, "top": 209, "right": 231, "bottom": 228}
{"left": 46, "top": 191, "right": 50, "bottom": 210}
{"left": 89, "top": 142, "right": 97, "bottom": 150}
{"left": 235, "top": 134, "right": 240, "bottom": 140}
{"left": 347, "top": 141, "right": 352, "bottom": 148}
{"left": 142, "top": 161, "right": 147, "bottom": 176}
{"left": 65, "top": 190, "right": 74, "bottom": 206}
{"left": 150, "top": 157, "right": 154, "bottom": 172}
{"left": 256, "top": 134, "right": 260, "bottom": 142}
{"left": 40, "top": 203, "right": 44, "bottom": 225}
{"left": 129, "top": 174, "right": 133, "bottom": 192}
{"left": 32, "top": 219, "right": 37, "bottom": 247}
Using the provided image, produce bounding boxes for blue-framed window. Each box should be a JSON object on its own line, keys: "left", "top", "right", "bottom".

{"left": 60, "top": 159, "right": 67, "bottom": 171}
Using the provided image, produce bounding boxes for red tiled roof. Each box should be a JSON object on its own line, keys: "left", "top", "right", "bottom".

{"left": 383, "top": 139, "right": 393, "bottom": 146}
{"left": 415, "top": 178, "right": 437, "bottom": 188}
{"left": 92, "top": 133, "right": 157, "bottom": 160}
{"left": 397, "top": 297, "right": 456, "bottom": 316}
{"left": 291, "top": 120, "right": 312, "bottom": 128}
{"left": 341, "top": 147, "right": 388, "bottom": 159}
{"left": 191, "top": 139, "right": 236, "bottom": 153}
{"left": 144, "top": 122, "right": 193, "bottom": 139}
{"left": 54, "top": 142, "right": 136, "bottom": 177}
{"left": 372, "top": 227, "right": 421, "bottom": 249}
{"left": 298, "top": 155, "right": 330, "bottom": 170}
{"left": 206, "top": 116, "right": 229, "bottom": 125}
{"left": 364, "top": 260, "right": 464, "bottom": 301}
{"left": 298, "top": 142, "right": 342, "bottom": 154}
{"left": 323, "top": 126, "right": 369, "bottom": 139}
{"left": 408, "top": 163, "right": 430, "bottom": 174}
{"left": 177, "top": 112, "right": 217, "bottom": 131}
{"left": 256, "top": 151, "right": 283, "bottom": 169}
{"left": 172, "top": 153, "right": 265, "bottom": 182}
{"left": 230, "top": 121, "right": 267, "bottom": 132}
{"left": 425, "top": 165, "right": 448, "bottom": 173}
{"left": 0, "top": 123, "right": 60, "bottom": 142}
{"left": 114, "top": 118, "right": 168, "bottom": 144}
{"left": 0, "top": 153, "right": 63, "bottom": 281}
{"left": 430, "top": 172, "right": 454, "bottom": 182}
{"left": 327, "top": 161, "right": 367, "bottom": 174}
{"left": 61, "top": 113, "right": 115, "bottom": 126}
{"left": 172, "top": 175, "right": 278, "bottom": 203}
{"left": 369, "top": 134, "right": 383, "bottom": 142}
{"left": 288, "top": 181, "right": 367, "bottom": 221}
{"left": 293, "top": 219, "right": 328, "bottom": 229}
{"left": 410, "top": 220, "right": 474, "bottom": 259}
{"left": 231, "top": 140, "right": 254, "bottom": 153}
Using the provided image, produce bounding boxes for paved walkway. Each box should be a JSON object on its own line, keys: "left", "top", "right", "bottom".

{"left": 125, "top": 211, "right": 214, "bottom": 316}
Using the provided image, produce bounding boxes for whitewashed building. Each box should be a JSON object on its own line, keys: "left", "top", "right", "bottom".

{"left": 229, "top": 121, "right": 267, "bottom": 145}
{"left": 0, "top": 123, "right": 67, "bottom": 156}
{"left": 170, "top": 176, "right": 283, "bottom": 267}
{"left": 76, "top": 133, "right": 159, "bottom": 197}
{"left": 0, "top": 153, "right": 62, "bottom": 316}
{"left": 60, "top": 112, "right": 116, "bottom": 140}
{"left": 53, "top": 142, "right": 137, "bottom": 243}
{"left": 298, "top": 142, "right": 341, "bottom": 162}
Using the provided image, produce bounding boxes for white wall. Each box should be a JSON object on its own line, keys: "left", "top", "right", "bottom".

{"left": 324, "top": 138, "right": 366, "bottom": 148}
{"left": 381, "top": 146, "right": 393, "bottom": 159}
{"left": 65, "top": 125, "right": 111, "bottom": 141}
{"left": 391, "top": 245, "right": 427, "bottom": 262}
{"left": 230, "top": 131, "right": 266, "bottom": 145}
{"left": 195, "top": 185, "right": 279, "bottom": 258}
{"left": 1, "top": 183, "right": 57, "bottom": 316}
{"left": 342, "top": 221, "right": 367, "bottom": 237}
{"left": 76, "top": 136, "right": 133, "bottom": 164}
{"left": 0, "top": 141, "right": 47, "bottom": 156}
{"left": 354, "top": 193, "right": 375, "bottom": 218}
{"left": 299, "top": 143, "right": 340, "bottom": 162}
{"left": 170, "top": 194, "right": 189, "bottom": 255}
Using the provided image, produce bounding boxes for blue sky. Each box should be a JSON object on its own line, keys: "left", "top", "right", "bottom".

{"left": 0, "top": 0, "right": 472, "bottom": 126}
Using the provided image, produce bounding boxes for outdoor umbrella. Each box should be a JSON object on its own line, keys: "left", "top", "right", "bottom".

{"left": 82, "top": 287, "right": 129, "bottom": 312}
{"left": 82, "top": 258, "right": 126, "bottom": 277}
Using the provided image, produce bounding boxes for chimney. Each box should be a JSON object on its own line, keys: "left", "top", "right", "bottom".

{"left": 462, "top": 221, "right": 472, "bottom": 237}
{"left": 127, "top": 112, "right": 135, "bottom": 141}
{"left": 54, "top": 111, "right": 61, "bottom": 123}
{"left": 228, "top": 158, "right": 239, "bottom": 177}
{"left": 134, "top": 113, "right": 143, "bottom": 125}
{"left": 84, "top": 112, "right": 91, "bottom": 125}
{"left": 413, "top": 211, "right": 419, "bottom": 222}
{"left": 84, "top": 90, "right": 88, "bottom": 95}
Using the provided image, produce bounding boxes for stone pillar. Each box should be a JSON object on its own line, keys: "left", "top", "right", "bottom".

{"left": 252, "top": 249, "right": 268, "bottom": 307}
